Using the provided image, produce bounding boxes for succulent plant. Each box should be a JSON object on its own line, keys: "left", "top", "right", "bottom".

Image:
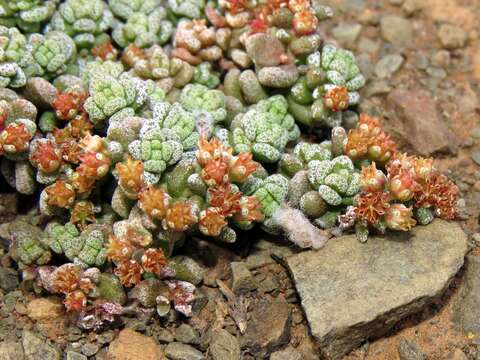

{"left": 288, "top": 44, "right": 365, "bottom": 128}
{"left": 180, "top": 83, "right": 227, "bottom": 123}
{"left": 8, "top": 221, "right": 51, "bottom": 267}
{"left": 42, "top": 222, "right": 109, "bottom": 267}
{"left": 112, "top": 7, "right": 173, "bottom": 49}
{"left": 84, "top": 72, "right": 165, "bottom": 126}
{"left": 108, "top": 0, "right": 161, "bottom": 20}
{"left": 242, "top": 173, "right": 288, "bottom": 233}
{"left": 24, "top": 31, "right": 77, "bottom": 79}
{"left": 231, "top": 95, "right": 299, "bottom": 163}
{"left": 167, "top": 0, "right": 205, "bottom": 19}
{"left": 128, "top": 123, "right": 184, "bottom": 184}
{"left": 0, "top": 26, "right": 28, "bottom": 88}
{"left": 151, "top": 102, "right": 200, "bottom": 150}
{"left": 49, "top": 0, "right": 114, "bottom": 48}
{"left": 0, "top": 0, "right": 57, "bottom": 33}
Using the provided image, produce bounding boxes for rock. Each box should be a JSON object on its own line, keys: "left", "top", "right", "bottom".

{"left": 453, "top": 256, "right": 480, "bottom": 334}
{"left": 430, "top": 50, "right": 451, "bottom": 68}
{"left": 380, "top": 15, "right": 413, "bottom": 46}
{"left": 426, "top": 67, "right": 447, "bottom": 79}
{"left": 386, "top": 88, "right": 457, "bottom": 155}
{"left": 156, "top": 328, "right": 175, "bottom": 343}
{"left": 231, "top": 262, "right": 257, "bottom": 294}
{"left": 22, "top": 331, "right": 60, "bottom": 360}
{"left": 258, "top": 65, "right": 299, "bottom": 88}
{"left": 241, "top": 297, "right": 291, "bottom": 357}
{"left": 364, "top": 80, "right": 393, "bottom": 97}
{"left": 244, "top": 239, "right": 294, "bottom": 269}
{"left": 170, "top": 256, "right": 205, "bottom": 286}
{"left": 0, "top": 341, "right": 24, "bottom": 360}
{"left": 286, "top": 220, "right": 467, "bottom": 360}
{"left": 471, "top": 152, "right": 480, "bottom": 166}
{"left": 398, "top": 339, "right": 426, "bottom": 360}
{"left": 164, "top": 342, "right": 204, "bottom": 360}
{"left": 402, "top": 0, "right": 421, "bottom": 15}
{"left": 270, "top": 346, "right": 302, "bottom": 360}
{"left": 66, "top": 352, "right": 87, "bottom": 360}
{"left": 331, "top": 23, "right": 362, "bottom": 48}
{"left": 107, "top": 328, "right": 166, "bottom": 360}
{"left": 447, "top": 349, "right": 468, "bottom": 360}
{"left": 209, "top": 329, "right": 240, "bottom": 360}
{"left": 175, "top": 324, "right": 200, "bottom": 345}
{"left": 22, "top": 78, "right": 57, "bottom": 109}
{"left": 15, "top": 161, "right": 36, "bottom": 195}
{"left": 81, "top": 342, "right": 99, "bottom": 357}
{"left": 389, "top": 0, "right": 404, "bottom": 4}
{"left": 26, "top": 297, "right": 65, "bottom": 322}
{"left": 0, "top": 267, "right": 19, "bottom": 291}
{"left": 374, "top": 54, "right": 404, "bottom": 78}
{"left": 438, "top": 24, "right": 468, "bottom": 49}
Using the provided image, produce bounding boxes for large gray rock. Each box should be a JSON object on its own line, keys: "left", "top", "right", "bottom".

{"left": 453, "top": 256, "right": 480, "bottom": 334}
{"left": 286, "top": 220, "right": 467, "bottom": 360}
{"left": 22, "top": 331, "right": 60, "bottom": 360}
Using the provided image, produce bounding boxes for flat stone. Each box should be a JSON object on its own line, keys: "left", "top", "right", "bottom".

{"left": 375, "top": 54, "right": 404, "bottom": 78}
{"left": 286, "top": 220, "right": 467, "bottom": 360}
{"left": 380, "top": 15, "right": 413, "bottom": 47}
{"left": 209, "top": 329, "right": 240, "bottom": 360}
{"left": 438, "top": 24, "right": 468, "bottom": 49}
{"left": 0, "top": 341, "right": 24, "bottom": 360}
{"left": 270, "top": 346, "right": 303, "bottom": 360}
{"left": 66, "top": 352, "right": 87, "bottom": 360}
{"left": 447, "top": 349, "right": 468, "bottom": 360}
{"left": 22, "top": 331, "right": 60, "bottom": 360}
{"left": 26, "top": 297, "right": 65, "bottom": 322}
{"left": 231, "top": 262, "right": 257, "bottom": 294}
{"left": 471, "top": 152, "right": 480, "bottom": 166}
{"left": 331, "top": 23, "right": 362, "bottom": 48}
{"left": 164, "top": 342, "right": 204, "bottom": 360}
{"left": 386, "top": 88, "right": 458, "bottom": 155}
{"left": 107, "top": 328, "right": 166, "bottom": 360}
{"left": 22, "top": 77, "right": 57, "bottom": 109}
{"left": 175, "top": 324, "right": 200, "bottom": 345}
{"left": 244, "top": 239, "right": 294, "bottom": 269}
{"left": 453, "top": 256, "right": 480, "bottom": 335}
{"left": 398, "top": 339, "right": 426, "bottom": 360}
{"left": 241, "top": 297, "right": 291, "bottom": 357}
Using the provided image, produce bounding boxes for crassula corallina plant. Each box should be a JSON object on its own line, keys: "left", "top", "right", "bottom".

{"left": 288, "top": 44, "right": 365, "bottom": 128}
{"left": 0, "top": 0, "right": 461, "bottom": 328}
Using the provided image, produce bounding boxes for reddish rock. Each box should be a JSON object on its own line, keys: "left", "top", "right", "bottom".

{"left": 386, "top": 88, "right": 458, "bottom": 156}
{"left": 106, "top": 329, "right": 166, "bottom": 360}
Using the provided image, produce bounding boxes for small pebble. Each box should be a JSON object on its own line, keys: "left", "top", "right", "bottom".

{"left": 472, "top": 152, "right": 480, "bottom": 166}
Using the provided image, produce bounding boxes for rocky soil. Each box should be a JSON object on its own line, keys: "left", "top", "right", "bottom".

{"left": 2, "top": 0, "right": 480, "bottom": 359}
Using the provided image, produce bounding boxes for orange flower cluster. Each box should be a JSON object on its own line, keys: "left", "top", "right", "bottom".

{"left": 92, "top": 40, "right": 118, "bottom": 61}
{"left": 196, "top": 137, "right": 264, "bottom": 237}
{"left": 354, "top": 141, "right": 459, "bottom": 232}
{"left": 344, "top": 114, "right": 397, "bottom": 164}
{"left": 251, "top": 0, "right": 318, "bottom": 35}
{"left": 70, "top": 201, "right": 96, "bottom": 230}
{"left": 53, "top": 90, "right": 88, "bottom": 121}
{"left": 49, "top": 264, "right": 95, "bottom": 312}
{"left": 324, "top": 86, "right": 349, "bottom": 112}
{"left": 45, "top": 180, "right": 76, "bottom": 208}
{"left": 29, "top": 139, "right": 62, "bottom": 173}
{"left": 0, "top": 122, "right": 33, "bottom": 155}
{"left": 386, "top": 153, "right": 459, "bottom": 220}
{"left": 107, "top": 231, "right": 168, "bottom": 287}
{"left": 116, "top": 156, "right": 145, "bottom": 199}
